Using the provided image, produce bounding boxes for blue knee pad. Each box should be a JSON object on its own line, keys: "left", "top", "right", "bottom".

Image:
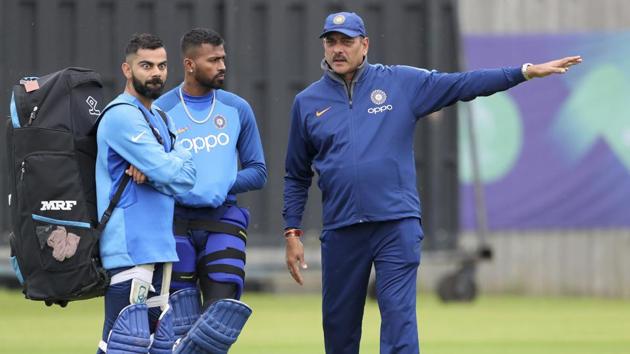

{"left": 149, "top": 305, "right": 175, "bottom": 354}
{"left": 200, "top": 206, "right": 249, "bottom": 299}
{"left": 170, "top": 288, "right": 202, "bottom": 340}
{"left": 173, "top": 299, "right": 252, "bottom": 354}
{"left": 105, "top": 303, "right": 151, "bottom": 354}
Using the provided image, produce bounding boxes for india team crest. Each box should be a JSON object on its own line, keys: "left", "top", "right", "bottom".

{"left": 370, "top": 89, "right": 387, "bottom": 105}
{"left": 333, "top": 15, "right": 345, "bottom": 24}
{"left": 214, "top": 115, "right": 226, "bottom": 129}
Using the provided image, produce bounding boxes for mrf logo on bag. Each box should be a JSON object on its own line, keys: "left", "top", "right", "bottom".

{"left": 40, "top": 200, "right": 78, "bottom": 211}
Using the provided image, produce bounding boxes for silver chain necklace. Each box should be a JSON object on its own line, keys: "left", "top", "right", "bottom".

{"left": 178, "top": 86, "right": 216, "bottom": 124}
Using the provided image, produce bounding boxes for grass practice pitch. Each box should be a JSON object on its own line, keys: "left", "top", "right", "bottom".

{"left": 0, "top": 289, "right": 628, "bottom": 353}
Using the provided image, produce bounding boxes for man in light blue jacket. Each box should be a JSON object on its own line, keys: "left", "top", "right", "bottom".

{"left": 95, "top": 33, "right": 196, "bottom": 354}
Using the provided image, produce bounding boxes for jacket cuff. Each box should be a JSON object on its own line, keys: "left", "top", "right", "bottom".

{"left": 284, "top": 216, "right": 302, "bottom": 230}
{"left": 507, "top": 66, "right": 527, "bottom": 84}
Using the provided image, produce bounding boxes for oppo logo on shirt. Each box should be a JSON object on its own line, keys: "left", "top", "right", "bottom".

{"left": 180, "top": 133, "right": 230, "bottom": 153}
{"left": 367, "top": 105, "right": 394, "bottom": 114}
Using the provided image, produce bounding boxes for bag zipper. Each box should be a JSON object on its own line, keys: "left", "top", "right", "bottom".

{"left": 27, "top": 106, "right": 39, "bottom": 126}
{"left": 19, "top": 150, "right": 74, "bottom": 182}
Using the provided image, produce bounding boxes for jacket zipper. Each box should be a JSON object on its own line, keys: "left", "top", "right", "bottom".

{"left": 345, "top": 81, "right": 353, "bottom": 109}
{"left": 344, "top": 79, "right": 364, "bottom": 222}
{"left": 323, "top": 61, "right": 368, "bottom": 224}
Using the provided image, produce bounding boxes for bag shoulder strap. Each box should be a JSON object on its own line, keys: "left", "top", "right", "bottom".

{"left": 96, "top": 102, "right": 164, "bottom": 144}
{"left": 155, "top": 108, "right": 176, "bottom": 146}
{"left": 97, "top": 174, "right": 130, "bottom": 231}
{"left": 96, "top": 102, "right": 168, "bottom": 231}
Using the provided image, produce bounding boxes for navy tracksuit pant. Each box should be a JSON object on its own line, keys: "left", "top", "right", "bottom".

{"left": 321, "top": 217, "right": 423, "bottom": 354}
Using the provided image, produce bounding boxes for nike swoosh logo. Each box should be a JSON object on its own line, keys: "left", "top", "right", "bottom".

{"left": 316, "top": 106, "right": 332, "bottom": 117}
{"left": 131, "top": 131, "right": 146, "bottom": 142}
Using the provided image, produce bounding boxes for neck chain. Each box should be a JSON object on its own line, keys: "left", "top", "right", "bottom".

{"left": 178, "top": 86, "right": 216, "bottom": 124}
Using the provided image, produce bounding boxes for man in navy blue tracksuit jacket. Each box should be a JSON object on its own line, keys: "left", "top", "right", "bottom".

{"left": 282, "top": 11, "right": 582, "bottom": 354}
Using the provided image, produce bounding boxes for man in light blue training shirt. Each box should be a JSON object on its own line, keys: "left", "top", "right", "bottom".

{"left": 95, "top": 33, "right": 196, "bottom": 354}
{"left": 154, "top": 28, "right": 266, "bottom": 353}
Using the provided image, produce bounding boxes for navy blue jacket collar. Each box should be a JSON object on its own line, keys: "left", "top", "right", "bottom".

{"left": 321, "top": 57, "right": 369, "bottom": 86}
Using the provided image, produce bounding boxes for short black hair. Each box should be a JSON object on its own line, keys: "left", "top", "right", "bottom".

{"left": 181, "top": 28, "right": 224, "bottom": 56}
{"left": 125, "top": 33, "right": 164, "bottom": 58}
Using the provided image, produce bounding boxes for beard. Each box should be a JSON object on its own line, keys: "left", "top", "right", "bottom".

{"left": 132, "top": 74, "right": 165, "bottom": 100}
{"left": 195, "top": 70, "right": 225, "bottom": 90}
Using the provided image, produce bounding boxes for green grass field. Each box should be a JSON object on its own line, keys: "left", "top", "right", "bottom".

{"left": 0, "top": 289, "right": 629, "bottom": 353}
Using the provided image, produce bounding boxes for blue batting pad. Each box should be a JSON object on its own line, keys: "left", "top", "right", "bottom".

{"left": 106, "top": 303, "right": 151, "bottom": 354}
{"left": 173, "top": 299, "right": 252, "bottom": 354}
{"left": 170, "top": 288, "right": 202, "bottom": 339}
{"left": 149, "top": 305, "right": 175, "bottom": 354}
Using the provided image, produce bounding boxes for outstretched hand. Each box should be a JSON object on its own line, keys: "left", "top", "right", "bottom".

{"left": 526, "top": 56, "right": 582, "bottom": 79}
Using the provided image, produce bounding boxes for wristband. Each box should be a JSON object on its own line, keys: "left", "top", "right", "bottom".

{"left": 284, "top": 228, "right": 303, "bottom": 238}
{"left": 521, "top": 63, "right": 533, "bottom": 80}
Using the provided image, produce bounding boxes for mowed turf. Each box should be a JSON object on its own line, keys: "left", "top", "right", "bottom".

{"left": 0, "top": 289, "right": 628, "bottom": 354}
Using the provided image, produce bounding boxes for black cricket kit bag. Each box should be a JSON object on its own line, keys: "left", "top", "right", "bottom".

{"left": 6, "top": 67, "right": 128, "bottom": 306}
